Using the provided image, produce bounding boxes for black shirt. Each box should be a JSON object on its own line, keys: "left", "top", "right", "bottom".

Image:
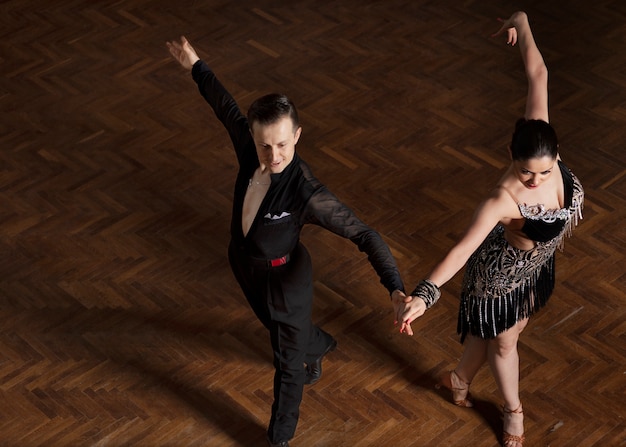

{"left": 192, "top": 60, "right": 404, "bottom": 294}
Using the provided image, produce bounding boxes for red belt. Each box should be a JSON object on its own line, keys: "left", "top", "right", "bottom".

{"left": 268, "top": 254, "right": 290, "bottom": 267}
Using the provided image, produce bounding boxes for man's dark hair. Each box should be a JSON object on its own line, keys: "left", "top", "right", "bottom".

{"left": 510, "top": 119, "right": 558, "bottom": 161}
{"left": 247, "top": 93, "right": 299, "bottom": 130}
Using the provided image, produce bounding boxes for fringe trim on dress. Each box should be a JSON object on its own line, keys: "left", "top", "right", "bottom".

{"left": 458, "top": 169, "right": 583, "bottom": 343}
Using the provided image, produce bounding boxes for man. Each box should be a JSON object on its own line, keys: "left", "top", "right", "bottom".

{"left": 167, "top": 36, "right": 407, "bottom": 447}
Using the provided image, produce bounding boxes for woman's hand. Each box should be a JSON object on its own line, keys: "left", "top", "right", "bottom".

{"left": 491, "top": 11, "right": 528, "bottom": 46}
{"left": 398, "top": 296, "right": 427, "bottom": 336}
{"left": 166, "top": 36, "right": 200, "bottom": 70}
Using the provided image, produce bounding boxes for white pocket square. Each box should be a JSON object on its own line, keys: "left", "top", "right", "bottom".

{"left": 265, "top": 212, "right": 291, "bottom": 220}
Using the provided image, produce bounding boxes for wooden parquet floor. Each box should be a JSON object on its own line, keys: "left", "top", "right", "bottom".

{"left": 1, "top": 0, "right": 625, "bottom": 445}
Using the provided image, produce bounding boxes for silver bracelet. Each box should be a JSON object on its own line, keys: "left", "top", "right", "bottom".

{"left": 410, "top": 279, "right": 441, "bottom": 309}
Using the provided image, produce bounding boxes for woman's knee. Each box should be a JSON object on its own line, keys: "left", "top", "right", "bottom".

{"left": 516, "top": 318, "right": 529, "bottom": 333}
{"left": 491, "top": 321, "right": 526, "bottom": 357}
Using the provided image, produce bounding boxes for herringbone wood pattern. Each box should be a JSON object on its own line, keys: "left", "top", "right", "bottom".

{"left": 1, "top": 0, "right": 625, "bottom": 446}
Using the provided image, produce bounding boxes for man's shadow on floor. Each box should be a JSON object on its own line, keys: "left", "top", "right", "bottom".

{"left": 35, "top": 305, "right": 271, "bottom": 445}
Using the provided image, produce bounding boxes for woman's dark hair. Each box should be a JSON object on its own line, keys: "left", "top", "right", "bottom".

{"left": 247, "top": 93, "right": 299, "bottom": 130}
{"left": 510, "top": 118, "right": 558, "bottom": 161}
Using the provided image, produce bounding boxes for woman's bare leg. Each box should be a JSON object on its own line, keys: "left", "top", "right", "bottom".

{"left": 440, "top": 334, "right": 489, "bottom": 406}
{"left": 488, "top": 318, "right": 528, "bottom": 446}
{"left": 456, "top": 334, "right": 489, "bottom": 383}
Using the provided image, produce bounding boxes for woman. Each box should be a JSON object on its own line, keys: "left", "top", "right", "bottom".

{"left": 399, "top": 12, "right": 584, "bottom": 447}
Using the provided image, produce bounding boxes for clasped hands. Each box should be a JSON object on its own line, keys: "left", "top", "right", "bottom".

{"left": 391, "top": 290, "right": 427, "bottom": 336}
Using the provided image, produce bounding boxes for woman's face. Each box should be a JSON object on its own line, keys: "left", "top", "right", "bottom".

{"left": 513, "top": 156, "right": 557, "bottom": 189}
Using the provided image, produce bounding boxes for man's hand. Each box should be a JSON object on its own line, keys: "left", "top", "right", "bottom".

{"left": 166, "top": 35, "right": 200, "bottom": 70}
{"left": 391, "top": 289, "right": 411, "bottom": 327}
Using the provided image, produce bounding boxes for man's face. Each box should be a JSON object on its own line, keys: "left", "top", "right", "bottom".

{"left": 251, "top": 116, "right": 301, "bottom": 174}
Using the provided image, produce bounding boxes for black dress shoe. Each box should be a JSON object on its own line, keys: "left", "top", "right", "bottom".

{"left": 267, "top": 436, "right": 290, "bottom": 447}
{"left": 305, "top": 338, "right": 337, "bottom": 385}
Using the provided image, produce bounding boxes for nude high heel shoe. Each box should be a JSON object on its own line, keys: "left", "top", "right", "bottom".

{"left": 435, "top": 370, "right": 473, "bottom": 407}
{"left": 502, "top": 402, "right": 525, "bottom": 446}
